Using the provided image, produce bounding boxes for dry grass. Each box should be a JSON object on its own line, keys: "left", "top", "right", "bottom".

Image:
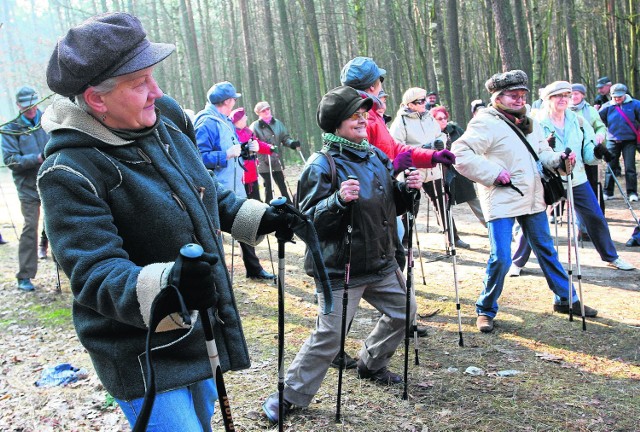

{"left": 1, "top": 162, "right": 639, "bottom": 431}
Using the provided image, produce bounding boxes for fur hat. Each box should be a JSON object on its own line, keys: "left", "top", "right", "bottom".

{"left": 485, "top": 70, "right": 529, "bottom": 95}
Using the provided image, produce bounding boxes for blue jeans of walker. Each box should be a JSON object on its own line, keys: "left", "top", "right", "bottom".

{"left": 477, "top": 212, "right": 577, "bottom": 318}
{"left": 115, "top": 378, "right": 217, "bottom": 431}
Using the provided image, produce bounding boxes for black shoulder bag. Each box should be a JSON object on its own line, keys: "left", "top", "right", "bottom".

{"left": 503, "top": 119, "right": 565, "bottom": 205}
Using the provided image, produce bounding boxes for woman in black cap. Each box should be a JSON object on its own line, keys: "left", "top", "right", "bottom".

{"left": 38, "top": 12, "right": 291, "bottom": 430}
{"left": 261, "top": 85, "right": 422, "bottom": 423}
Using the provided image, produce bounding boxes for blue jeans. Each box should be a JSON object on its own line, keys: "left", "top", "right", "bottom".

{"left": 605, "top": 139, "right": 637, "bottom": 196}
{"left": 115, "top": 378, "right": 217, "bottom": 431}
{"left": 514, "top": 183, "right": 618, "bottom": 265}
{"left": 477, "top": 211, "right": 576, "bottom": 318}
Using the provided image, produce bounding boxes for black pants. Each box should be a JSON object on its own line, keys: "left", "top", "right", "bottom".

{"left": 240, "top": 241, "right": 264, "bottom": 276}
{"left": 584, "top": 164, "right": 604, "bottom": 214}
{"left": 260, "top": 170, "right": 291, "bottom": 203}
{"left": 422, "top": 179, "right": 459, "bottom": 242}
{"left": 244, "top": 181, "right": 261, "bottom": 201}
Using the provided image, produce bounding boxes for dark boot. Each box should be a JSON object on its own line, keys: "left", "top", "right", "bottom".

{"left": 356, "top": 359, "right": 402, "bottom": 385}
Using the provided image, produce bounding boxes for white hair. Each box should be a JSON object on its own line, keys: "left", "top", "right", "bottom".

{"left": 74, "top": 77, "right": 120, "bottom": 113}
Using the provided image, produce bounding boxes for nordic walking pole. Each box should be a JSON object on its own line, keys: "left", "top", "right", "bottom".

{"left": 335, "top": 175, "right": 357, "bottom": 423}
{"left": 230, "top": 161, "right": 237, "bottom": 285}
{"left": 403, "top": 167, "right": 420, "bottom": 401}
{"left": 564, "top": 151, "right": 587, "bottom": 330}
{"left": 441, "top": 164, "right": 464, "bottom": 347}
{"left": 269, "top": 197, "right": 290, "bottom": 432}
{"left": 265, "top": 156, "right": 277, "bottom": 284}
{"left": 563, "top": 149, "right": 576, "bottom": 322}
{"left": 606, "top": 164, "right": 640, "bottom": 227}
{"left": 414, "top": 223, "right": 427, "bottom": 286}
{"left": 0, "top": 179, "right": 19, "bottom": 239}
{"left": 298, "top": 150, "right": 306, "bottom": 164}
{"left": 553, "top": 204, "right": 560, "bottom": 251}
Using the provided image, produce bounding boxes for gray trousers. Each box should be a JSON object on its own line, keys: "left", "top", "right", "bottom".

{"left": 283, "top": 269, "right": 416, "bottom": 407}
{"left": 17, "top": 199, "right": 40, "bottom": 279}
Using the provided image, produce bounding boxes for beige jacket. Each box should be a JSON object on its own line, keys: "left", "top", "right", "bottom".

{"left": 389, "top": 108, "right": 445, "bottom": 182}
{"left": 451, "top": 107, "right": 563, "bottom": 222}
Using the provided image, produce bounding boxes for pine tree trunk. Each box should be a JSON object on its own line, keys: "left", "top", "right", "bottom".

{"left": 490, "top": 0, "right": 518, "bottom": 71}
{"left": 564, "top": 0, "right": 582, "bottom": 82}
{"left": 445, "top": 0, "right": 466, "bottom": 124}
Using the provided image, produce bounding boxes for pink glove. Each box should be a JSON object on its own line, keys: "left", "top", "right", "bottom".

{"left": 392, "top": 150, "right": 413, "bottom": 174}
{"left": 431, "top": 149, "right": 455, "bottom": 165}
{"left": 494, "top": 170, "right": 511, "bottom": 185}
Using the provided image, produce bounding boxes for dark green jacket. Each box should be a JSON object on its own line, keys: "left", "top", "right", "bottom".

{"left": 37, "top": 95, "right": 267, "bottom": 400}
{"left": 250, "top": 118, "right": 296, "bottom": 173}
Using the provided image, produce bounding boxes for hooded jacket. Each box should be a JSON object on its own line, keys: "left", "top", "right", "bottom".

{"left": 37, "top": 95, "right": 266, "bottom": 400}
{"left": 1, "top": 110, "right": 48, "bottom": 202}
{"left": 598, "top": 95, "right": 640, "bottom": 141}
{"left": 452, "top": 107, "right": 563, "bottom": 222}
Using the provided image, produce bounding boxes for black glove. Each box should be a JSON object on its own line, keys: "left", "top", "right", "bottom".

{"left": 433, "top": 139, "right": 445, "bottom": 151}
{"left": 593, "top": 143, "right": 614, "bottom": 162}
{"left": 257, "top": 206, "right": 295, "bottom": 240}
{"left": 290, "top": 140, "right": 301, "bottom": 149}
{"left": 546, "top": 133, "right": 556, "bottom": 149}
{"left": 168, "top": 250, "right": 218, "bottom": 311}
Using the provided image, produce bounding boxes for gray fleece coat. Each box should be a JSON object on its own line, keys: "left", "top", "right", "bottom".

{"left": 37, "top": 95, "right": 266, "bottom": 400}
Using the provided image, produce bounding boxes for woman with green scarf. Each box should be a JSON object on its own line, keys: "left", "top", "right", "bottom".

{"left": 261, "top": 86, "right": 422, "bottom": 422}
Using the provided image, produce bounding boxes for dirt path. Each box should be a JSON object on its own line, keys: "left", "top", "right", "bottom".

{"left": 0, "top": 162, "right": 638, "bottom": 431}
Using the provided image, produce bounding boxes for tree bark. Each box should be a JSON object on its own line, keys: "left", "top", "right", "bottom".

{"left": 445, "top": 0, "right": 466, "bottom": 124}
{"left": 490, "top": 0, "right": 518, "bottom": 72}
{"left": 564, "top": 0, "right": 582, "bottom": 82}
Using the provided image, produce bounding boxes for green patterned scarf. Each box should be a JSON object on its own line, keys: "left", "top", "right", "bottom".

{"left": 322, "top": 132, "right": 370, "bottom": 153}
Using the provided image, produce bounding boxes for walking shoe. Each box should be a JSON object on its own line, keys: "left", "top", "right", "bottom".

{"left": 476, "top": 315, "right": 494, "bottom": 333}
{"left": 607, "top": 258, "right": 635, "bottom": 271}
{"left": 262, "top": 391, "right": 292, "bottom": 424}
{"left": 330, "top": 351, "right": 357, "bottom": 369}
{"left": 454, "top": 239, "right": 470, "bottom": 249}
{"left": 38, "top": 245, "right": 48, "bottom": 260}
{"left": 508, "top": 264, "right": 522, "bottom": 277}
{"left": 553, "top": 301, "right": 597, "bottom": 317}
{"left": 629, "top": 193, "right": 639, "bottom": 202}
{"left": 602, "top": 193, "right": 613, "bottom": 201}
{"left": 17, "top": 278, "right": 35, "bottom": 292}
{"left": 626, "top": 237, "right": 640, "bottom": 247}
{"left": 0, "top": 236, "right": 7, "bottom": 245}
{"left": 246, "top": 269, "right": 276, "bottom": 280}
{"left": 356, "top": 359, "right": 402, "bottom": 385}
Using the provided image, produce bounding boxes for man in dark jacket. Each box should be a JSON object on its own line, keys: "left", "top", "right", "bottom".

{"left": 262, "top": 86, "right": 423, "bottom": 423}
{"left": 1, "top": 86, "right": 49, "bottom": 291}
{"left": 250, "top": 101, "right": 301, "bottom": 202}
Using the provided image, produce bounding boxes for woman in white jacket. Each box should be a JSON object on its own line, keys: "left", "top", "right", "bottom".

{"left": 452, "top": 71, "right": 596, "bottom": 333}
{"left": 390, "top": 87, "right": 470, "bottom": 249}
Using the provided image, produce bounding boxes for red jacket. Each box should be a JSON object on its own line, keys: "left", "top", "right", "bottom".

{"left": 236, "top": 127, "right": 272, "bottom": 184}
{"left": 366, "top": 102, "right": 436, "bottom": 168}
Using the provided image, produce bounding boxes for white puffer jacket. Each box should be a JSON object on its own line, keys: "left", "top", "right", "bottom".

{"left": 452, "top": 107, "right": 563, "bottom": 222}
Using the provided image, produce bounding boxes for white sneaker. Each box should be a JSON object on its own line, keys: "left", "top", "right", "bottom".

{"left": 603, "top": 193, "right": 613, "bottom": 201}
{"left": 607, "top": 258, "right": 635, "bottom": 271}
{"left": 508, "top": 264, "right": 522, "bottom": 277}
{"left": 629, "top": 193, "right": 639, "bottom": 202}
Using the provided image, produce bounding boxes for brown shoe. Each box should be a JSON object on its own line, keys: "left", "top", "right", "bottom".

{"left": 476, "top": 315, "right": 494, "bottom": 333}
{"left": 553, "top": 301, "right": 597, "bottom": 317}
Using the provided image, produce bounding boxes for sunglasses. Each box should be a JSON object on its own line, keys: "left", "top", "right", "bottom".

{"left": 411, "top": 98, "right": 427, "bottom": 105}
{"left": 348, "top": 111, "right": 369, "bottom": 121}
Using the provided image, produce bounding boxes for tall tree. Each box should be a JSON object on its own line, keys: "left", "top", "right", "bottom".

{"left": 563, "top": 0, "right": 581, "bottom": 82}
{"left": 432, "top": 0, "right": 451, "bottom": 108}
{"left": 178, "top": 0, "right": 205, "bottom": 107}
{"left": 490, "top": 0, "right": 519, "bottom": 71}
{"left": 513, "top": 0, "right": 533, "bottom": 80}
{"left": 445, "top": 0, "right": 466, "bottom": 124}
{"left": 237, "top": 0, "right": 259, "bottom": 104}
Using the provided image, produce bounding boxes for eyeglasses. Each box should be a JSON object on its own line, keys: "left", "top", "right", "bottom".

{"left": 435, "top": 116, "right": 447, "bottom": 121}
{"left": 502, "top": 93, "right": 527, "bottom": 101}
{"left": 551, "top": 93, "right": 571, "bottom": 99}
{"left": 411, "top": 98, "right": 427, "bottom": 105}
{"left": 348, "top": 111, "right": 369, "bottom": 121}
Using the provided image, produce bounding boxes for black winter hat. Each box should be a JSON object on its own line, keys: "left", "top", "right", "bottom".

{"left": 317, "top": 86, "right": 373, "bottom": 133}
{"left": 46, "top": 12, "right": 175, "bottom": 97}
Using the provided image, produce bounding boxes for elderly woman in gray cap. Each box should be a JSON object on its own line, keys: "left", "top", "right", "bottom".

{"left": 262, "top": 85, "right": 422, "bottom": 423}
{"left": 38, "top": 12, "right": 292, "bottom": 430}
{"left": 452, "top": 70, "right": 598, "bottom": 333}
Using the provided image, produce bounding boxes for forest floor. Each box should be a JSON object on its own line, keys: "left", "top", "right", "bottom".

{"left": 0, "top": 163, "right": 639, "bottom": 432}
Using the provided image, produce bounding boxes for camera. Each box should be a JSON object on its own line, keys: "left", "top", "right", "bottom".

{"left": 240, "top": 140, "right": 257, "bottom": 160}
